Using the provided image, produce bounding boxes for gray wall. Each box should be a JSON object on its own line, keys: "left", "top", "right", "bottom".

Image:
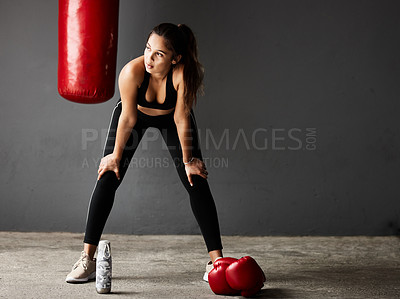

{"left": 1, "top": 0, "right": 399, "bottom": 236}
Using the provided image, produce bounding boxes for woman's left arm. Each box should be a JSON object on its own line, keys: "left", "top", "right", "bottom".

{"left": 174, "top": 72, "right": 208, "bottom": 186}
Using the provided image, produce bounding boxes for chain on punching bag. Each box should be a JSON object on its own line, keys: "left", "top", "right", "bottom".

{"left": 58, "top": 0, "right": 119, "bottom": 104}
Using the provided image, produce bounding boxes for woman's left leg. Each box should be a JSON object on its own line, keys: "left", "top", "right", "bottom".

{"left": 160, "top": 110, "right": 223, "bottom": 260}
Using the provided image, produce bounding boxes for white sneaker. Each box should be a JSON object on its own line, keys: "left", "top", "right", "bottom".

{"left": 203, "top": 261, "right": 213, "bottom": 282}
{"left": 203, "top": 257, "right": 222, "bottom": 282}
{"left": 66, "top": 251, "right": 96, "bottom": 283}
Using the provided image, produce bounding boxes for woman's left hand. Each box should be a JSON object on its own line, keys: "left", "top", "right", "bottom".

{"left": 185, "top": 158, "right": 208, "bottom": 186}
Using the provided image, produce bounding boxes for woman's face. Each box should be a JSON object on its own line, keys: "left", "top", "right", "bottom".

{"left": 144, "top": 33, "right": 175, "bottom": 74}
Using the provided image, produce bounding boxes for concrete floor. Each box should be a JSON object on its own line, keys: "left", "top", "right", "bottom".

{"left": 0, "top": 232, "right": 399, "bottom": 298}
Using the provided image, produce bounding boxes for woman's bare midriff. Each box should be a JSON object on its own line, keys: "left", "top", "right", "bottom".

{"left": 137, "top": 104, "right": 175, "bottom": 116}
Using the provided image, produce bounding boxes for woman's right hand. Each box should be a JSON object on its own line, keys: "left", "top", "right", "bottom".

{"left": 97, "top": 153, "right": 121, "bottom": 181}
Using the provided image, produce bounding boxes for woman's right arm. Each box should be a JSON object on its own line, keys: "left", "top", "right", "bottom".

{"left": 113, "top": 58, "right": 143, "bottom": 159}
{"left": 97, "top": 56, "right": 144, "bottom": 180}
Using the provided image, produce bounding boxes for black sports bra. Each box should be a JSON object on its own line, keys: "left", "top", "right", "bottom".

{"left": 137, "top": 68, "right": 177, "bottom": 110}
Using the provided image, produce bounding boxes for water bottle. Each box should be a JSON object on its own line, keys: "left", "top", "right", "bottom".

{"left": 96, "top": 240, "right": 112, "bottom": 294}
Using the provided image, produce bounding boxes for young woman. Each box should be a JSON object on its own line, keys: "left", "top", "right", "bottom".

{"left": 66, "top": 23, "right": 223, "bottom": 283}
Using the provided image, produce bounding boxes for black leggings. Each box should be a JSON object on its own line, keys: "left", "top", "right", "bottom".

{"left": 84, "top": 100, "right": 223, "bottom": 252}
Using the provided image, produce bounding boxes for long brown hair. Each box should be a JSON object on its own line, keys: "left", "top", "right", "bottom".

{"left": 147, "top": 23, "right": 204, "bottom": 115}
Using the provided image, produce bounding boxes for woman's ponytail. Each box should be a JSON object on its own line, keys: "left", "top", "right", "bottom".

{"left": 177, "top": 24, "right": 204, "bottom": 114}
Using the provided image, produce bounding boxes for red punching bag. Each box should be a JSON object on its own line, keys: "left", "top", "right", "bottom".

{"left": 58, "top": 0, "right": 119, "bottom": 104}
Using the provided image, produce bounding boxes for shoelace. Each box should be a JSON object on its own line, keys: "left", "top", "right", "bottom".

{"left": 73, "top": 251, "right": 90, "bottom": 270}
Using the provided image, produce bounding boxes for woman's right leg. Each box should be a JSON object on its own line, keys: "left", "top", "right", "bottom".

{"left": 83, "top": 101, "right": 146, "bottom": 256}
{"left": 66, "top": 101, "right": 146, "bottom": 283}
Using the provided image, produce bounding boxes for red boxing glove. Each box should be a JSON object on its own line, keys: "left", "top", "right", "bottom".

{"left": 208, "top": 257, "right": 240, "bottom": 296}
{"left": 226, "top": 256, "right": 266, "bottom": 297}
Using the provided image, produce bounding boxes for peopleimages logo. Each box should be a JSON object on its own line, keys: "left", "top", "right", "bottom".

{"left": 196, "top": 127, "right": 317, "bottom": 151}
{"left": 80, "top": 127, "right": 317, "bottom": 169}
{"left": 81, "top": 127, "right": 317, "bottom": 151}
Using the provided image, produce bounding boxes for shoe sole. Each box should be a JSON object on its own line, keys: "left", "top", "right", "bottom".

{"left": 66, "top": 271, "right": 96, "bottom": 283}
{"left": 203, "top": 271, "right": 208, "bottom": 282}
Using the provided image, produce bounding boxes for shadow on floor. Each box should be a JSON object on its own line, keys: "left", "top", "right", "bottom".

{"left": 255, "top": 288, "right": 296, "bottom": 298}
{"left": 109, "top": 291, "right": 141, "bottom": 295}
